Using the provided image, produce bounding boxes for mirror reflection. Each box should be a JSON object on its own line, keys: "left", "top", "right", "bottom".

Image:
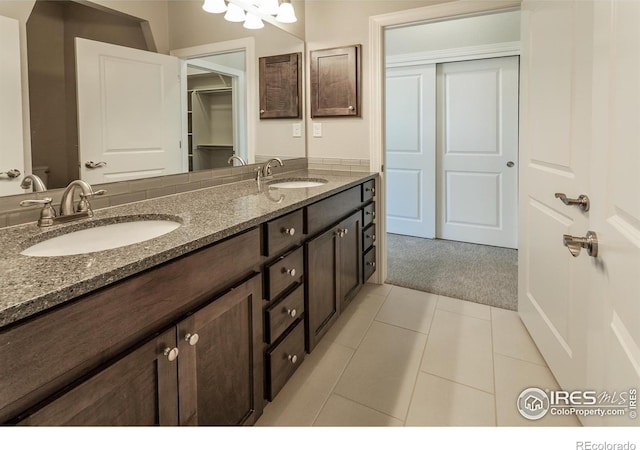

{"left": 0, "top": 0, "right": 305, "bottom": 194}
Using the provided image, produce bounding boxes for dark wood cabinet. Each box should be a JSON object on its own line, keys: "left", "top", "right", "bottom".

{"left": 259, "top": 52, "right": 301, "bottom": 119}
{"left": 310, "top": 45, "right": 361, "bottom": 117}
{"left": 177, "top": 274, "right": 263, "bottom": 426}
{"left": 305, "top": 210, "right": 362, "bottom": 352}
{"left": 18, "top": 328, "right": 179, "bottom": 426}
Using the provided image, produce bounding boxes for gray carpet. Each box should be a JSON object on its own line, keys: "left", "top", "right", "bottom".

{"left": 386, "top": 233, "right": 518, "bottom": 311}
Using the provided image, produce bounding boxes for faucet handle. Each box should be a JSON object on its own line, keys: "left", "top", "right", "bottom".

{"left": 20, "top": 198, "right": 56, "bottom": 227}
{"left": 78, "top": 189, "right": 107, "bottom": 214}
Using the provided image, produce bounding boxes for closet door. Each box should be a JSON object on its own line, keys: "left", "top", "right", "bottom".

{"left": 436, "top": 56, "right": 519, "bottom": 249}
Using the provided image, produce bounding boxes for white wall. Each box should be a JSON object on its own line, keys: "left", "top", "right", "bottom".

{"left": 386, "top": 10, "right": 520, "bottom": 57}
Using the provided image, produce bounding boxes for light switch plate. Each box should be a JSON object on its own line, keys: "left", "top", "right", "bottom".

{"left": 292, "top": 123, "right": 302, "bottom": 137}
{"left": 313, "top": 122, "right": 322, "bottom": 137}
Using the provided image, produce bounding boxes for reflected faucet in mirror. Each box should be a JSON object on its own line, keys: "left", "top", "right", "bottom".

{"left": 20, "top": 174, "right": 47, "bottom": 192}
{"left": 228, "top": 155, "right": 247, "bottom": 166}
{"left": 20, "top": 180, "right": 106, "bottom": 227}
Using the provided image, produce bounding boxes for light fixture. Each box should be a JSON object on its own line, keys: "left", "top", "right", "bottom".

{"left": 275, "top": 0, "right": 297, "bottom": 23}
{"left": 224, "top": 2, "right": 246, "bottom": 22}
{"left": 202, "top": 0, "right": 227, "bottom": 14}
{"left": 202, "top": 0, "right": 297, "bottom": 27}
{"left": 243, "top": 12, "right": 264, "bottom": 29}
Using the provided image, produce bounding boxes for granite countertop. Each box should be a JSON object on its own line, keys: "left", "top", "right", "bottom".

{"left": 0, "top": 170, "right": 376, "bottom": 329}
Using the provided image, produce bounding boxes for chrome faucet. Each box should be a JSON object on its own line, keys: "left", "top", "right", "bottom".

{"left": 20, "top": 179, "right": 106, "bottom": 227}
{"left": 20, "top": 174, "right": 47, "bottom": 192}
{"left": 255, "top": 157, "right": 284, "bottom": 188}
{"left": 262, "top": 157, "right": 284, "bottom": 177}
{"left": 227, "top": 155, "right": 247, "bottom": 166}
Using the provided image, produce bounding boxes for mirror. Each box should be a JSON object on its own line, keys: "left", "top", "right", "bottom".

{"left": 0, "top": 0, "right": 305, "bottom": 194}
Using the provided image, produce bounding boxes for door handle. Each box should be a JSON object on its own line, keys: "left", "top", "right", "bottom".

{"left": 563, "top": 231, "right": 598, "bottom": 258}
{"left": 555, "top": 193, "right": 590, "bottom": 212}
{"left": 85, "top": 161, "right": 107, "bottom": 169}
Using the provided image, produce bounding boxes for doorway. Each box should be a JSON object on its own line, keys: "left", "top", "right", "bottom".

{"left": 379, "top": 8, "right": 521, "bottom": 308}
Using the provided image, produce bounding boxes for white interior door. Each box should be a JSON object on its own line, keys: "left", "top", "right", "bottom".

{"left": 520, "top": 0, "right": 640, "bottom": 426}
{"left": 76, "top": 38, "right": 183, "bottom": 184}
{"left": 0, "top": 15, "right": 25, "bottom": 196}
{"left": 436, "top": 56, "right": 519, "bottom": 248}
{"left": 587, "top": 0, "right": 640, "bottom": 426}
{"left": 385, "top": 64, "right": 436, "bottom": 238}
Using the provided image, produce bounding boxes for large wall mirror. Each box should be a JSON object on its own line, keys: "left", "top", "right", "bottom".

{"left": 0, "top": 0, "right": 305, "bottom": 195}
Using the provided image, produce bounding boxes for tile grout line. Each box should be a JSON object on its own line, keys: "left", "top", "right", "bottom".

{"left": 490, "top": 305, "right": 499, "bottom": 427}
{"left": 401, "top": 295, "right": 439, "bottom": 426}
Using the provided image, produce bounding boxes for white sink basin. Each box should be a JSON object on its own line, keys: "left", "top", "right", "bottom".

{"left": 21, "top": 219, "right": 181, "bottom": 257}
{"left": 269, "top": 179, "right": 327, "bottom": 189}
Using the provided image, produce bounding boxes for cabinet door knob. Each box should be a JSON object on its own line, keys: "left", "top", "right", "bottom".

{"left": 288, "top": 354, "right": 298, "bottom": 364}
{"left": 348, "top": 105, "right": 354, "bottom": 111}
{"left": 343, "top": 228, "right": 348, "bottom": 236}
{"left": 163, "top": 347, "right": 179, "bottom": 362}
{"left": 283, "top": 267, "right": 296, "bottom": 277}
{"left": 287, "top": 308, "right": 297, "bottom": 318}
{"left": 282, "top": 227, "right": 295, "bottom": 236}
{"left": 260, "top": 109, "right": 265, "bottom": 114}
{"left": 184, "top": 333, "right": 200, "bottom": 346}
{"left": 366, "top": 261, "right": 376, "bottom": 267}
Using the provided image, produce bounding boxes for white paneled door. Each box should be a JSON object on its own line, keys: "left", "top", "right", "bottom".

{"left": 386, "top": 64, "right": 436, "bottom": 238}
{"left": 436, "top": 57, "right": 519, "bottom": 249}
{"left": 520, "top": 0, "right": 640, "bottom": 426}
{"left": 76, "top": 38, "right": 184, "bottom": 184}
{"left": 0, "top": 15, "right": 25, "bottom": 196}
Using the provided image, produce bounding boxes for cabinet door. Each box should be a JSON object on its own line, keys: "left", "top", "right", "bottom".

{"left": 18, "top": 329, "right": 179, "bottom": 426}
{"left": 310, "top": 45, "right": 361, "bottom": 117}
{"left": 259, "top": 52, "right": 301, "bottom": 119}
{"left": 338, "top": 211, "right": 362, "bottom": 312}
{"left": 305, "top": 226, "right": 339, "bottom": 352}
{"left": 177, "top": 274, "right": 263, "bottom": 426}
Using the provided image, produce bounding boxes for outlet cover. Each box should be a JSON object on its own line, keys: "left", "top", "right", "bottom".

{"left": 313, "top": 122, "right": 322, "bottom": 137}
{"left": 292, "top": 123, "right": 302, "bottom": 137}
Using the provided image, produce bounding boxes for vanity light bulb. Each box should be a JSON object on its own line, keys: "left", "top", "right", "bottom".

{"left": 243, "top": 12, "right": 264, "bottom": 29}
{"left": 275, "top": 1, "right": 297, "bottom": 23}
{"left": 224, "top": 2, "right": 246, "bottom": 22}
{"left": 202, "top": 0, "right": 227, "bottom": 14}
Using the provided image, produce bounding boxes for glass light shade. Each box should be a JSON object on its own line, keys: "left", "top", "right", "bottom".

{"left": 202, "top": 0, "right": 227, "bottom": 14}
{"left": 259, "top": 0, "right": 279, "bottom": 16}
{"left": 275, "top": 1, "right": 296, "bottom": 23}
{"left": 224, "top": 3, "right": 246, "bottom": 22}
{"left": 243, "top": 12, "right": 264, "bottom": 29}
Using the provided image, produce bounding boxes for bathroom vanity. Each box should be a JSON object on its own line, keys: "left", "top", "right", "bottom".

{"left": 0, "top": 170, "right": 377, "bottom": 425}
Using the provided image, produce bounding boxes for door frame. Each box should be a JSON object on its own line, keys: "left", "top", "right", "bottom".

{"left": 171, "top": 37, "right": 256, "bottom": 166}
{"left": 368, "top": 0, "right": 522, "bottom": 284}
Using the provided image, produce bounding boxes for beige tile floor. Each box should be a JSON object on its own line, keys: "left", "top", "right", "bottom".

{"left": 256, "top": 283, "right": 581, "bottom": 427}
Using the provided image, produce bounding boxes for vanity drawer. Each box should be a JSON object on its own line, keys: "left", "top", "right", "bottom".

{"left": 266, "top": 320, "right": 305, "bottom": 401}
{"left": 264, "top": 209, "right": 304, "bottom": 257}
{"left": 363, "top": 245, "right": 376, "bottom": 282}
{"left": 363, "top": 202, "right": 375, "bottom": 227}
{"left": 362, "top": 223, "right": 376, "bottom": 252}
{"left": 265, "top": 284, "right": 305, "bottom": 344}
{"left": 361, "top": 179, "right": 376, "bottom": 203}
{"left": 265, "top": 246, "right": 304, "bottom": 300}
{"left": 305, "top": 186, "right": 361, "bottom": 236}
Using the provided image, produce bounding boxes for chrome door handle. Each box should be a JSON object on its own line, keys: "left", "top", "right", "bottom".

{"left": 563, "top": 231, "right": 598, "bottom": 258}
{"left": 555, "top": 193, "right": 590, "bottom": 212}
{"left": 85, "top": 161, "right": 107, "bottom": 169}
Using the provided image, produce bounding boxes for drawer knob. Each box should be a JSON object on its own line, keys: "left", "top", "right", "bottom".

{"left": 282, "top": 227, "right": 296, "bottom": 236}
{"left": 184, "top": 333, "right": 200, "bottom": 346}
{"left": 366, "top": 187, "right": 375, "bottom": 194}
{"left": 283, "top": 267, "right": 296, "bottom": 277}
{"left": 366, "top": 234, "right": 376, "bottom": 241}
{"left": 287, "top": 308, "right": 297, "bottom": 318}
{"left": 367, "top": 261, "right": 376, "bottom": 267}
{"left": 163, "top": 347, "right": 179, "bottom": 362}
{"left": 288, "top": 354, "right": 298, "bottom": 364}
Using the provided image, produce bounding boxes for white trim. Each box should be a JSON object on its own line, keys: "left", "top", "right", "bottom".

{"left": 368, "top": 0, "right": 521, "bottom": 285}
{"left": 171, "top": 37, "right": 256, "bottom": 165}
{"left": 386, "top": 41, "right": 520, "bottom": 68}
